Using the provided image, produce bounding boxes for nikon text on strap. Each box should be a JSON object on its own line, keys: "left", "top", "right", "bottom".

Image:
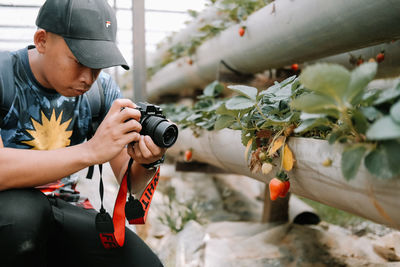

{"left": 97, "top": 159, "right": 160, "bottom": 249}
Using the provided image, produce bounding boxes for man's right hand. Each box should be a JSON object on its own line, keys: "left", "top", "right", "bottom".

{"left": 85, "top": 98, "right": 142, "bottom": 165}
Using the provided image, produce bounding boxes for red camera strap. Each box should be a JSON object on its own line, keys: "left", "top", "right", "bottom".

{"left": 98, "top": 162, "right": 160, "bottom": 249}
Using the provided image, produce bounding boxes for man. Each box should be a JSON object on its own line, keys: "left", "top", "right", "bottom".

{"left": 0, "top": 0, "right": 165, "bottom": 266}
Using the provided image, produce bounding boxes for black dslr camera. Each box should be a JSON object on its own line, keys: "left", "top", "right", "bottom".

{"left": 135, "top": 102, "right": 178, "bottom": 148}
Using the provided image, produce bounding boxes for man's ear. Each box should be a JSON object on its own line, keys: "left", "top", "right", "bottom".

{"left": 34, "top": 29, "right": 48, "bottom": 54}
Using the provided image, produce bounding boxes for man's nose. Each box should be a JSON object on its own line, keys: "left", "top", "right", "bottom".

{"left": 79, "top": 66, "right": 95, "bottom": 85}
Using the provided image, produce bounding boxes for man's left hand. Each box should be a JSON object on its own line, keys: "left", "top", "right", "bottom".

{"left": 127, "top": 135, "right": 167, "bottom": 165}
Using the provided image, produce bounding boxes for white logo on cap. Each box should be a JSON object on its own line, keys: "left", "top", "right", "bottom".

{"left": 106, "top": 21, "right": 111, "bottom": 28}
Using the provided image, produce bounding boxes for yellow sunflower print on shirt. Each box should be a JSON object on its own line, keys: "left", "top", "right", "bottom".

{"left": 22, "top": 109, "right": 72, "bottom": 150}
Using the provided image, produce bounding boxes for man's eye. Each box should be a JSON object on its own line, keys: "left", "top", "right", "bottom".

{"left": 71, "top": 58, "right": 81, "bottom": 65}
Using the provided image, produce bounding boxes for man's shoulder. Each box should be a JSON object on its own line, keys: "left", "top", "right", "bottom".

{"left": 97, "top": 71, "right": 118, "bottom": 91}
{"left": 96, "top": 71, "right": 122, "bottom": 99}
{"left": 0, "top": 47, "right": 28, "bottom": 79}
{"left": 0, "top": 51, "right": 13, "bottom": 74}
{"left": 0, "top": 51, "right": 15, "bottom": 100}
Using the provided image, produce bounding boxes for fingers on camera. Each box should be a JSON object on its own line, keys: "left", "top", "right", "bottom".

{"left": 120, "top": 107, "right": 141, "bottom": 122}
{"left": 123, "top": 119, "right": 141, "bottom": 134}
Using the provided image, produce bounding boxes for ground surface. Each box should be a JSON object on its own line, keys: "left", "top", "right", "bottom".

{"left": 76, "top": 163, "right": 400, "bottom": 267}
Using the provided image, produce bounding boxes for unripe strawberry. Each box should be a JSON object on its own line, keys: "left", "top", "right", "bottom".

{"left": 322, "top": 158, "right": 332, "bottom": 167}
{"left": 259, "top": 152, "right": 267, "bottom": 161}
{"left": 262, "top": 163, "right": 273, "bottom": 175}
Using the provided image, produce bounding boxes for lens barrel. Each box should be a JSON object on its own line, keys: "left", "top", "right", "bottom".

{"left": 141, "top": 116, "right": 178, "bottom": 148}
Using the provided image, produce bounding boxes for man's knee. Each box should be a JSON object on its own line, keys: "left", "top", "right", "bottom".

{"left": 0, "top": 188, "right": 52, "bottom": 225}
{"left": 0, "top": 188, "right": 53, "bottom": 256}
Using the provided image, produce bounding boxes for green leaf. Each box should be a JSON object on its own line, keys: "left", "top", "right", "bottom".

{"left": 373, "top": 82, "right": 400, "bottom": 105}
{"left": 365, "top": 141, "right": 400, "bottom": 179}
{"left": 216, "top": 103, "right": 239, "bottom": 116}
{"left": 390, "top": 100, "right": 400, "bottom": 124}
{"left": 241, "top": 130, "right": 253, "bottom": 147}
{"left": 225, "top": 96, "right": 256, "bottom": 110}
{"left": 280, "top": 75, "right": 297, "bottom": 87}
{"left": 214, "top": 115, "right": 236, "bottom": 130}
{"left": 227, "top": 85, "right": 258, "bottom": 100}
{"left": 185, "top": 113, "right": 203, "bottom": 122}
{"left": 299, "top": 113, "right": 327, "bottom": 120}
{"left": 262, "top": 82, "right": 281, "bottom": 95}
{"left": 299, "top": 63, "right": 350, "bottom": 104}
{"left": 291, "top": 93, "right": 339, "bottom": 118}
{"left": 360, "top": 106, "right": 381, "bottom": 121}
{"left": 341, "top": 145, "right": 366, "bottom": 181}
{"left": 294, "top": 118, "right": 330, "bottom": 133}
{"left": 346, "top": 62, "right": 377, "bottom": 105}
{"left": 352, "top": 110, "right": 368, "bottom": 134}
{"left": 202, "top": 81, "right": 224, "bottom": 97}
{"left": 328, "top": 130, "right": 341, "bottom": 144}
{"left": 327, "top": 125, "right": 349, "bottom": 144}
{"left": 260, "top": 114, "right": 294, "bottom": 127}
{"left": 361, "top": 89, "right": 381, "bottom": 106}
{"left": 366, "top": 116, "right": 400, "bottom": 140}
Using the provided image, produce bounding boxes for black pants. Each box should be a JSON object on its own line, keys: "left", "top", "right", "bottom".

{"left": 0, "top": 188, "right": 163, "bottom": 267}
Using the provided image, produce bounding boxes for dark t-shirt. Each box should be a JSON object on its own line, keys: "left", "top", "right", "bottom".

{"left": 0, "top": 46, "right": 122, "bottom": 207}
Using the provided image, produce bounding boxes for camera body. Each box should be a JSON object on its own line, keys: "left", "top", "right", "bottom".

{"left": 135, "top": 102, "right": 178, "bottom": 148}
{"left": 136, "top": 102, "right": 164, "bottom": 120}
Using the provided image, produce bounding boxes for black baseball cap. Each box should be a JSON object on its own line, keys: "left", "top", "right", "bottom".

{"left": 36, "top": 0, "right": 129, "bottom": 70}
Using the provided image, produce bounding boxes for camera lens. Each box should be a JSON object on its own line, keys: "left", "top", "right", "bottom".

{"left": 157, "top": 121, "right": 178, "bottom": 147}
{"left": 141, "top": 116, "right": 178, "bottom": 148}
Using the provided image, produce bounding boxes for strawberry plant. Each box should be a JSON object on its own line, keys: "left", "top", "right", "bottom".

{"left": 163, "top": 62, "right": 400, "bottom": 182}
{"left": 162, "top": 81, "right": 225, "bottom": 135}
{"left": 291, "top": 62, "right": 400, "bottom": 180}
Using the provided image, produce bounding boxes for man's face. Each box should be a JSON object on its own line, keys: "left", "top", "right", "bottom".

{"left": 41, "top": 32, "right": 101, "bottom": 97}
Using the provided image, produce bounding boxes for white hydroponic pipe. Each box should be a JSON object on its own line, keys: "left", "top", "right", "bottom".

{"left": 308, "top": 41, "right": 400, "bottom": 79}
{"left": 147, "top": 0, "right": 400, "bottom": 102}
{"left": 167, "top": 128, "right": 400, "bottom": 230}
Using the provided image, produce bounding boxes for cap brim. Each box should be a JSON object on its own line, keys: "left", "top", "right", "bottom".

{"left": 64, "top": 37, "right": 129, "bottom": 70}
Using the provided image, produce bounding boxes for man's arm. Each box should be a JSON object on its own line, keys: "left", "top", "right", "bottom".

{"left": 110, "top": 135, "right": 167, "bottom": 195}
{"left": 0, "top": 138, "right": 94, "bottom": 190}
{"left": 0, "top": 99, "right": 141, "bottom": 191}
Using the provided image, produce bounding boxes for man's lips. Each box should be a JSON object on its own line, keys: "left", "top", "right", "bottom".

{"left": 73, "top": 88, "right": 89, "bottom": 94}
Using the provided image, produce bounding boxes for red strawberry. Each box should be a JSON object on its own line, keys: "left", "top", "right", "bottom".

{"left": 269, "top": 178, "right": 285, "bottom": 201}
{"left": 238, "top": 27, "right": 245, "bottom": 37}
{"left": 291, "top": 63, "right": 299, "bottom": 71}
{"left": 184, "top": 149, "right": 192, "bottom": 162}
{"left": 279, "top": 181, "right": 290, "bottom": 198}
{"left": 376, "top": 52, "right": 385, "bottom": 63}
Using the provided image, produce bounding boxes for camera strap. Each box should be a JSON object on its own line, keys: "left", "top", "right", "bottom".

{"left": 96, "top": 158, "right": 160, "bottom": 249}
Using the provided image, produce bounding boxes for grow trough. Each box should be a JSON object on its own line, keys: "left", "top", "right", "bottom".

{"left": 147, "top": 0, "right": 400, "bottom": 102}
{"left": 168, "top": 128, "right": 400, "bottom": 230}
